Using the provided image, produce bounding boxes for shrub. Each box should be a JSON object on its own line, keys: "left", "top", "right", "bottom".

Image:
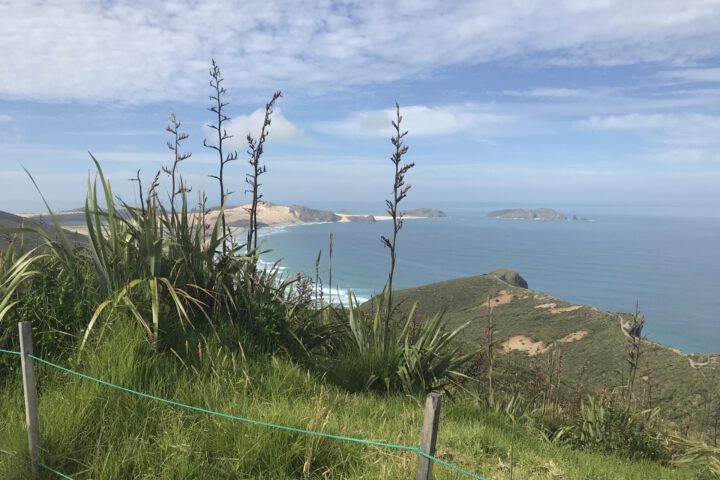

{"left": 552, "top": 395, "right": 669, "bottom": 462}
{"left": 321, "top": 294, "right": 473, "bottom": 395}
{"left": 7, "top": 156, "right": 313, "bottom": 358}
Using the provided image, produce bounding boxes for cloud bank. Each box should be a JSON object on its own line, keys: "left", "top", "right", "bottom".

{"left": 318, "top": 104, "right": 512, "bottom": 138}
{"left": 2, "top": 0, "right": 720, "bottom": 103}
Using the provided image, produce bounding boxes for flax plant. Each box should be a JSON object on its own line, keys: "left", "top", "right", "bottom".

{"left": 163, "top": 112, "right": 192, "bottom": 222}
{"left": 245, "top": 90, "right": 282, "bottom": 254}
{"left": 325, "top": 293, "right": 472, "bottom": 394}
{"left": 625, "top": 302, "right": 645, "bottom": 410}
{"left": 0, "top": 246, "right": 41, "bottom": 322}
{"left": 203, "top": 59, "right": 237, "bottom": 252}
{"left": 381, "top": 103, "right": 414, "bottom": 350}
{"left": 24, "top": 156, "right": 237, "bottom": 349}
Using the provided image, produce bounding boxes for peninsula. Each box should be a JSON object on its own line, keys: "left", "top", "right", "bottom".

{"left": 15, "top": 202, "right": 447, "bottom": 238}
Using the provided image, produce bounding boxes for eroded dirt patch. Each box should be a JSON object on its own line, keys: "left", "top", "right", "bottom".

{"left": 478, "top": 290, "right": 513, "bottom": 309}
{"left": 558, "top": 330, "right": 588, "bottom": 343}
{"left": 535, "top": 302, "right": 582, "bottom": 314}
{"left": 500, "top": 335, "right": 548, "bottom": 356}
{"left": 500, "top": 330, "right": 588, "bottom": 356}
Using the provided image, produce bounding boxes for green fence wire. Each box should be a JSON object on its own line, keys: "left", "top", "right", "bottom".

{"left": 40, "top": 462, "right": 75, "bottom": 480}
{"left": 0, "top": 348, "right": 486, "bottom": 480}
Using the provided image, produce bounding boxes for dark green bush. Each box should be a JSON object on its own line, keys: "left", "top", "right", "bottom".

{"left": 552, "top": 395, "right": 670, "bottom": 462}
{"left": 321, "top": 295, "right": 473, "bottom": 395}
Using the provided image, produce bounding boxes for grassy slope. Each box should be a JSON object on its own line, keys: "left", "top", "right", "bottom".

{"left": 392, "top": 270, "right": 720, "bottom": 430}
{"left": 0, "top": 322, "right": 697, "bottom": 479}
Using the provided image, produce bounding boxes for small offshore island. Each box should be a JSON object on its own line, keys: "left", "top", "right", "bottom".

{"left": 487, "top": 207, "right": 589, "bottom": 221}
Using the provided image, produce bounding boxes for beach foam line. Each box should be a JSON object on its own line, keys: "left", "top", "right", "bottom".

{"left": 257, "top": 258, "right": 287, "bottom": 272}
{"left": 314, "top": 285, "right": 371, "bottom": 305}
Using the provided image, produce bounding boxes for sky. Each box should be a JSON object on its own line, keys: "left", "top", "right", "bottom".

{"left": 1, "top": 0, "right": 720, "bottom": 214}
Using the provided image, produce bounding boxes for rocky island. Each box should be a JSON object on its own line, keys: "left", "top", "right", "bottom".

{"left": 487, "top": 208, "right": 588, "bottom": 221}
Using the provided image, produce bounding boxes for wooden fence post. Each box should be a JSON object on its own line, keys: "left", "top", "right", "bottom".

{"left": 19, "top": 322, "right": 41, "bottom": 476}
{"left": 416, "top": 392, "right": 442, "bottom": 480}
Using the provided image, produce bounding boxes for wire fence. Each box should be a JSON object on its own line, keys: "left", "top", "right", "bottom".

{"left": 0, "top": 347, "right": 486, "bottom": 480}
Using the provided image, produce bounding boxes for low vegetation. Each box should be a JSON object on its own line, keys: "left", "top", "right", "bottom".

{"left": 0, "top": 321, "right": 702, "bottom": 479}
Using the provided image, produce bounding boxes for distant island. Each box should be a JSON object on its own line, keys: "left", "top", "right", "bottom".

{"left": 487, "top": 208, "right": 588, "bottom": 221}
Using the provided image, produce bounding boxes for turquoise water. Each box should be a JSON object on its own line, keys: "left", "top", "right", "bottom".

{"left": 260, "top": 206, "right": 720, "bottom": 354}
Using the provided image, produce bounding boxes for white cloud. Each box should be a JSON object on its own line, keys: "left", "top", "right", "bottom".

{"left": 1, "top": 0, "right": 720, "bottom": 103}
{"left": 317, "top": 104, "right": 513, "bottom": 138}
{"left": 222, "top": 108, "right": 302, "bottom": 148}
{"left": 0, "top": 114, "right": 12, "bottom": 122}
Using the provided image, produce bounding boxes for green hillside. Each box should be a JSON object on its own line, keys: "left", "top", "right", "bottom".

{"left": 392, "top": 269, "right": 720, "bottom": 432}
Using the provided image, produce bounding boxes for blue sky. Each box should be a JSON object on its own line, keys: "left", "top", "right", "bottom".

{"left": 1, "top": 0, "right": 720, "bottom": 213}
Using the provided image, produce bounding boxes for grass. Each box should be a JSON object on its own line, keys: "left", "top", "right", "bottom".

{"left": 0, "top": 320, "right": 701, "bottom": 479}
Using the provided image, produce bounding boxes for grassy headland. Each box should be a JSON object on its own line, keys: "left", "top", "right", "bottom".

{"left": 392, "top": 270, "right": 720, "bottom": 434}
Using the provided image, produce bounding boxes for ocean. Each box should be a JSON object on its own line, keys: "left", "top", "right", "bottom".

{"left": 259, "top": 204, "right": 720, "bottom": 354}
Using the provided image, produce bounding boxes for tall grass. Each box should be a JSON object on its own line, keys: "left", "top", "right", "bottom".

{"left": 322, "top": 295, "right": 473, "bottom": 394}
{"left": 0, "top": 321, "right": 698, "bottom": 479}
{"left": 552, "top": 395, "right": 669, "bottom": 461}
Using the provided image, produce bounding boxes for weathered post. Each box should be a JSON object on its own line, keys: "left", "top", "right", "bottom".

{"left": 19, "top": 322, "right": 41, "bottom": 476}
{"left": 416, "top": 392, "right": 442, "bottom": 480}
